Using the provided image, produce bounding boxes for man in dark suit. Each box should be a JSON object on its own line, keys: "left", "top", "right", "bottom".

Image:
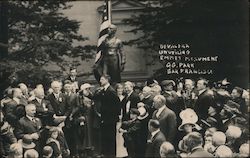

{"left": 194, "top": 78, "right": 216, "bottom": 120}
{"left": 63, "top": 81, "right": 80, "bottom": 157}
{"left": 184, "top": 132, "right": 213, "bottom": 157}
{"left": 3, "top": 88, "right": 27, "bottom": 128}
{"left": 161, "top": 80, "right": 178, "bottom": 112}
{"left": 14, "top": 104, "right": 42, "bottom": 152}
{"left": 141, "top": 86, "right": 155, "bottom": 118}
{"left": 47, "top": 81, "right": 69, "bottom": 120}
{"left": 152, "top": 95, "right": 177, "bottom": 144}
{"left": 29, "top": 88, "right": 54, "bottom": 126}
{"left": 121, "top": 81, "right": 140, "bottom": 121}
{"left": 145, "top": 119, "right": 166, "bottom": 158}
{"left": 66, "top": 67, "right": 80, "bottom": 93}
{"left": 93, "top": 75, "right": 120, "bottom": 157}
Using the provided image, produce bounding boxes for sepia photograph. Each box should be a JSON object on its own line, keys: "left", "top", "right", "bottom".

{"left": 0, "top": 0, "right": 249, "bottom": 157}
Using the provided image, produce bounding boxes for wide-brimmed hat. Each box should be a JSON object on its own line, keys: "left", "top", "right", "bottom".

{"left": 178, "top": 108, "right": 198, "bottom": 131}
{"left": 18, "top": 134, "right": 36, "bottom": 149}
{"left": 137, "top": 106, "right": 149, "bottom": 120}
{"left": 161, "top": 80, "right": 176, "bottom": 87}
{"left": 80, "top": 83, "right": 94, "bottom": 90}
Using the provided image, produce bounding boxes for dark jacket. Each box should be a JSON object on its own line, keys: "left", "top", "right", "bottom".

{"left": 145, "top": 131, "right": 166, "bottom": 158}
{"left": 3, "top": 99, "right": 26, "bottom": 127}
{"left": 152, "top": 106, "right": 177, "bottom": 143}
{"left": 141, "top": 95, "right": 155, "bottom": 118}
{"left": 121, "top": 91, "right": 140, "bottom": 121}
{"left": 14, "top": 116, "right": 42, "bottom": 140}
{"left": 29, "top": 99, "right": 54, "bottom": 126}
{"left": 194, "top": 89, "right": 216, "bottom": 120}
{"left": 93, "top": 86, "right": 120, "bottom": 124}
{"left": 47, "top": 93, "right": 69, "bottom": 117}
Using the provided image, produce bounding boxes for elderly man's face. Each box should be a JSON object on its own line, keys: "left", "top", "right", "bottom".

{"left": 35, "top": 90, "right": 45, "bottom": 99}
{"left": 26, "top": 106, "right": 36, "bottom": 117}
{"left": 124, "top": 84, "right": 133, "bottom": 94}
{"left": 52, "top": 84, "right": 61, "bottom": 94}
{"left": 153, "top": 97, "right": 162, "bottom": 109}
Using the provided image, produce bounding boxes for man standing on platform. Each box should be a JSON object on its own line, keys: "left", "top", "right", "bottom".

{"left": 93, "top": 75, "right": 120, "bottom": 157}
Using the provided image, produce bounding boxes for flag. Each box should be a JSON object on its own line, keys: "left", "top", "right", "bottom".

{"left": 95, "top": 0, "right": 111, "bottom": 63}
{"left": 93, "top": 0, "right": 111, "bottom": 81}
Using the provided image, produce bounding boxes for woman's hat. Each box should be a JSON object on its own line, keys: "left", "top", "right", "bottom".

{"left": 178, "top": 108, "right": 198, "bottom": 131}
{"left": 18, "top": 134, "right": 36, "bottom": 149}
{"left": 80, "top": 83, "right": 94, "bottom": 90}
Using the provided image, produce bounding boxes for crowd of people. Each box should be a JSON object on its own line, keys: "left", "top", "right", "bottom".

{"left": 0, "top": 69, "right": 249, "bottom": 158}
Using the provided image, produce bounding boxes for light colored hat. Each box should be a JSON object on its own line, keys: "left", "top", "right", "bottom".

{"left": 80, "top": 83, "right": 94, "bottom": 90}
{"left": 18, "top": 134, "right": 36, "bottom": 149}
{"left": 178, "top": 108, "right": 198, "bottom": 131}
{"left": 161, "top": 80, "right": 176, "bottom": 87}
{"left": 226, "top": 125, "right": 242, "bottom": 139}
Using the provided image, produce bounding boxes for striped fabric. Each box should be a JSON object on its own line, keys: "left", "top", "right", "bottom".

{"left": 95, "top": 0, "right": 111, "bottom": 63}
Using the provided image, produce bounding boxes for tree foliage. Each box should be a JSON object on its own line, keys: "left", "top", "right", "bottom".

{"left": 123, "top": 0, "right": 248, "bottom": 86}
{"left": 0, "top": 1, "right": 95, "bottom": 90}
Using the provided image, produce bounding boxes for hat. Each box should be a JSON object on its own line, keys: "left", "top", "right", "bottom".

{"left": 224, "top": 100, "right": 241, "bottom": 115}
{"left": 18, "top": 134, "right": 36, "bottom": 149}
{"left": 138, "top": 106, "right": 149, "bottom": 120}
{"left": 80, "top": 83, "right": 94, "bottom": 90}
{"left": 161, "top": 80, "right": 176, "bottom": 87}
{"left": 226, "top": 125, "right": 242, "bottom": 139}
{"left": 130, "top": 108, "right": 140, "bottom": 115}
{"left": 178, "top": 108, "right": 198, "bottom": 131}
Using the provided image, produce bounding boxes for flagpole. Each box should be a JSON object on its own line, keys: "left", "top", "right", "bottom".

{"left": 108, "top": 0, "right": 111, "bottom": 24}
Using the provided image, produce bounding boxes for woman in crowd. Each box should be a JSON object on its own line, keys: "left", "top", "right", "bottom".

{"left": 115, "top": 83, "right": 128, "bottom": 158}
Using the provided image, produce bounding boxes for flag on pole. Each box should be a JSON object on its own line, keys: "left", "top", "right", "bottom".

{"left": 95, "top": 0, "right": 111, "bottom": 63}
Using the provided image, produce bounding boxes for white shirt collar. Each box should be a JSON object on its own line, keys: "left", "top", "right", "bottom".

{"left": 26, "top": 115, "right": 34, "bottom": 121}
{"left": 13, "top": 97, "right": 20, "bottom": 104}
{"left": 103, "top": 83, "right": 110, "bottom": 91}
{"left": 127, "top": 90, "right": 133, "bottom": 97}
{"left": 156, "top": 105, "right": 166, "bottom": 118}
{"left": 144, "top": 95, "right": 151, "bottom": 99}
{"left": 36, "top": 97, "right": 42, "bottom": 102}
{"left": 151, "top": 129, "right": 160, "bottom": 139}
{"left": 198, "top": 89, "right": 206, "bottom": 95}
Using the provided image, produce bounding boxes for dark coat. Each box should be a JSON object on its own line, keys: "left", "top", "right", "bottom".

{"left": 162, "top": 90, "right": 178, "bottom": 108}
{"left": 145, "top": 131, "right": 166, "bottom": 158}
{"left": 152, "top": 106, "right": 177, "bottom": 143}
{"left": 141, "top": 95, "right": 155, "bottom": 118}
{"left": 0, "top": 122, "right": 17, "bottom": 156}
{"left": 47, "top": 93, "right": 69, "bottom": 116}
{"left": 194, "top": 89, "right": 216, "bottom": 120}
{"left": 121, "top": 91, "right": 140, "bottom": 121}
{"left": 188, "top": 147, "right": 213, "bottom": 157}
{"left": 14, "top": 116, "right": 42, "bottom": 140}
{"left": 121, "top": 118, "right": 141, "bottom": 157}
{"left": 3, "top": 99, "right": 27, "bottom": 128}
{"left": 94, "top": 86, "right": 120, "bottom": 124}
{"left": 29, "top": 99, "right": 54, "bottom": 126}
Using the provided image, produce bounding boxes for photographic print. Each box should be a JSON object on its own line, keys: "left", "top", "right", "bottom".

{"left": 0, "top": 0, "right": 249, "bottom": 157}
